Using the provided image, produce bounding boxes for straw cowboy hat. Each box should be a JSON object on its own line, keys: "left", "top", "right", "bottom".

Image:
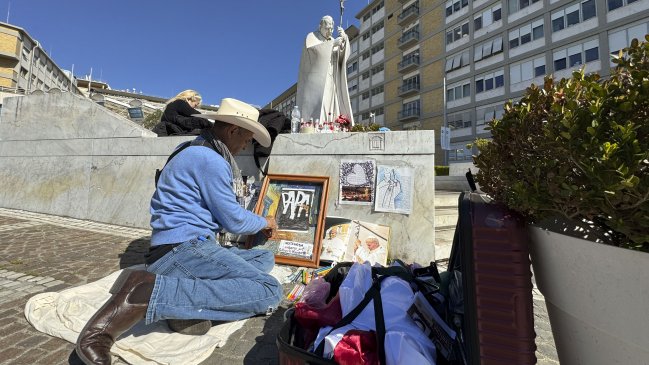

{"left": 193, "top": 98, "right": 271, "bottom": 147}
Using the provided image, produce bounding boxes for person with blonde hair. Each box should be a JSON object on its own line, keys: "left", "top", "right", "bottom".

{"left": 152, "top": 89, "right": 212, "bottom": 136}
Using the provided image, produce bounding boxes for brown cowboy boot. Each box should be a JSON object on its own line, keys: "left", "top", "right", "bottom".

{"left": 76, "top": 269, "right": 156, "bottom": 365}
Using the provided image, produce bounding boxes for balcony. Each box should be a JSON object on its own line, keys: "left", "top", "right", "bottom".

{"left": 398, "top": 30, "right": 420, "bottom": 49}
{"left": 398, "top": 83, "right": 420, "bottom": 97}
{"left": 398, "top": 55, "right": 420, "bottom": 72}
{"left": 398, "top": 4, "right": 420, "bottom": 25}
{"left": 398, "top": 107, "right": 420, "bottom": 121}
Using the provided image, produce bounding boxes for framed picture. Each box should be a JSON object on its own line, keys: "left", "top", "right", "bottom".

{"left": 246, "top": 174, "right": 330, "bottom": 268}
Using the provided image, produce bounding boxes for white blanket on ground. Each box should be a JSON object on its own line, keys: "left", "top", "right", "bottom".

{"left": 24, "top": 265, "right": 292, "bottom": 365}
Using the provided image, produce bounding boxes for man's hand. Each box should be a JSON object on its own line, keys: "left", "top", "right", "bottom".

{"left": 337, "top": 26, "right": 346, "bottom": 39}
{"left": 261, "top": 216, "right": 277, "bottom": 239}
{"left": 335, "top": 26, "right": 347, "bottom": 48}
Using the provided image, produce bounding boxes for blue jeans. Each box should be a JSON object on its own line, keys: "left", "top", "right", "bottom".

{"left": 144, "top": 235, "right": 282, "bottom": 324}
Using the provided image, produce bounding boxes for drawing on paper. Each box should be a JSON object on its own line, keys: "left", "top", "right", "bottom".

{"left": 374, "top": 165, "right": 414, "bottom": 214}
{"left": 339, "top": 160, "right": 375, "bottom": 205}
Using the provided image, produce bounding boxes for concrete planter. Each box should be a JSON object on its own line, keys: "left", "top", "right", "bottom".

{"left": 529, "top": 227, "right": 649, "bottom": 364}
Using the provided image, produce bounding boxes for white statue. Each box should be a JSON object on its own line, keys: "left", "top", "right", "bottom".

{"left": 296, "top": 15, "right": 354, "bottom": 125}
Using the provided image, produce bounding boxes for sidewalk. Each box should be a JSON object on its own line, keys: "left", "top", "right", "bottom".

{"left": 0, "top": 208, "right": 559, "bottom": 364}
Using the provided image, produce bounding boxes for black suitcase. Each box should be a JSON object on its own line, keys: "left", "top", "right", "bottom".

{"left": 446, "top": 173, "right": 537, "bottom": 364}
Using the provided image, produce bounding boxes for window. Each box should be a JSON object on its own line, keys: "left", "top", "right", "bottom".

{"left": 447, "top": 112, "right": 472, "bottom": 129}
{"left": 446, "top": 21, "right": 470, "bottom": 44}
{"left": 608, "top": 0, "right": 637, "bottom": 10}
{"left": 475, "top": 70, "right": 505, "bottom": 93}
{"left": 554, "top": 39, "right": 600, "bottom": 71}
{"left": 402, "top": 75, "right": 420, "bottom": 91}
{"left": 474, "top": 36, "right": 503, "bottom": 61}
{"left": 609, "top": 23, "right": 648, "bottom": 55}
{"left": 371, "top": 64, "right": 384, "bottom": 75}
{"left": 371, "top": 85, "right": 384, "bottom": 96}
{"left": 585, "top": 43, "right": 599, "bottom": 62}
{"left": 362, "top": 51, "right": 370, "bottom": 60}
{"left": 372, "top": 1, "right": 384, "bottom": 14}
{"left": 553, "top": 50, "right": 568, "bottom": 70}
{"left": 372, "top": 21, "right": 384, "bottom": 34}
{"left": 401, "top": 100, "right": 420, "bottom": 116}
{"left": 362, "top": 32, "right": 371, "bottom": 41}
{"left": 510, "top": 19, "right": 544, "bottom": 50}
{"left": 510, "top": 56, "right": 545, "bottom": 84}
{"left": 20, "top": 67, "right": 28, "bottom": 79}
{"left": 446, "top": 82, "right": 471, "bottom": 101}
{"left": 474, "top": 4, "right": 502, "bottom": 31}
{"left": 363, "top": 13, "right": 371, "bottom": 21}
{"left": 509, "top": 0, "right": 541, "bottom": 14}
{"left": 552, "top": 0, "right": 597, "bottom": 33}
{"left": 371, "top": 43, "right": 384, "bottom": 54}
{"left": 446, "top": 50, "right": 471, "bottom": 72}
{"left": 446, "top": 0, "right": 470, "bottom": 17}
{"left": 362, "top": 71, "right": 370, "bottom": 80}
{"left": 476, "top": 104, "right": 505, "bottom": 126}
{"left": 347, "top": 62, "right": 358, "bottom": 74}
{"left": 362, "top": 91, "right": 370, "bottom": 100}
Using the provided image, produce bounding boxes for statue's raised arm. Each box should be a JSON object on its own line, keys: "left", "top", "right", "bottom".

{"left": 296, "top": 15, "right": 354, "bottom": 125}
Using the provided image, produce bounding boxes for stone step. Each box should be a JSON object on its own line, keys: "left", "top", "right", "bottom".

{"left": 435, "top": 228, "right": 456, "bottom": 261}
{"left": 434, "top": 191, "right": 462, "bottom": 208}
{"left": 435, "top": 208, "right": 459, "bottom": 228}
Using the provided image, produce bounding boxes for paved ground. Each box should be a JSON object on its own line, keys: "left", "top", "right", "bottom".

{"left": 0, "top": 208, "right": 559, "bottom": 364}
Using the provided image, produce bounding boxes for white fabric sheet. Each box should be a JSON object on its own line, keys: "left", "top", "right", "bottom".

{"left": 24, "top": 265, "right": 289, "bottom": 365}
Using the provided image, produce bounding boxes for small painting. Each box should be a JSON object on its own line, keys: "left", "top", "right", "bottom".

{"left": 339, "top": 160, "right": 375, "bottom": 205}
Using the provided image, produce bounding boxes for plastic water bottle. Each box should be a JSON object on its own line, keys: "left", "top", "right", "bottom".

{"left": 291, "top": 105, "right": 301, "bottom": 134}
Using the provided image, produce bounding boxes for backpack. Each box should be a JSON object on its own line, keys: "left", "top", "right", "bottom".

{"left": 254, "top": 108, "right": 290, "bottom": 175}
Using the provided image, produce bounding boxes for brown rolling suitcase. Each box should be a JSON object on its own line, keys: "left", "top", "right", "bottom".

{"left": 446, "top": 175, "right": 537, "bottom": 364}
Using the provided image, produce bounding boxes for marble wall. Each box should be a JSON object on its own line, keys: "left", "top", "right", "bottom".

{"left": 268, "top": 132, "right": 437, "bottom": 264}
{"left": 0, "top": 93, "right": 437, "bottom": 262}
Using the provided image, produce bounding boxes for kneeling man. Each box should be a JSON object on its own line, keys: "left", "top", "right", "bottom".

{"left": 76, "top": 98, "right": 282, "bottom": 364}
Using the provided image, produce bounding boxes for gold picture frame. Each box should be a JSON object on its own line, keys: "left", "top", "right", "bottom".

{"left": 246, "top": 174, "right": 330, "bottom": 268}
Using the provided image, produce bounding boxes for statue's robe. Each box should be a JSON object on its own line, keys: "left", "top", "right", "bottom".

{"left": 296, "top": 32, "right": 354, "bottom": 125}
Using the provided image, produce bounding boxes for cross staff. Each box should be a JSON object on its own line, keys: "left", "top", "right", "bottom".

{"left": 339, "top": 0, "right": 345, "bottom": 29}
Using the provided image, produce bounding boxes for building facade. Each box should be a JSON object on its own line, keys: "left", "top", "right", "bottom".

{"left": 270, "top": 0, "right": 649, "bottom": 168}
{"left": 0, "top": 22, "right": 81, "bottom": 101}
{"left": 441, "top": 0, "right": 649, "bottom": 170}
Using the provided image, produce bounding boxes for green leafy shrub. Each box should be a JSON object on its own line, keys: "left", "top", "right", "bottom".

{"left": 350, "top": 123, "right": 381, "bottom": 132}
{"left": 435, "top": 166, "right": 450, "bottom": 176}
{"left": 474, "top": 37, "right": 649, "bottom": 250}
{"left": 143, "top": 109, "right": 163, "bottom": 130}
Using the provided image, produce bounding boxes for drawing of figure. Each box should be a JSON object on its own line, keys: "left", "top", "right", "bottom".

{"left": 377, "top": 169, "right": 401, "bottom": 209}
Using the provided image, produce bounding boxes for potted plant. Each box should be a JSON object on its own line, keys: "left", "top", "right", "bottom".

{"left": 473, "top": 38, "right": 649, "bottom": 364}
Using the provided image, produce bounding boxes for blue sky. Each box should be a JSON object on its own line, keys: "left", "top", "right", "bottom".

{"left": 4, "top": 0, "right": 370, "bottom": 106}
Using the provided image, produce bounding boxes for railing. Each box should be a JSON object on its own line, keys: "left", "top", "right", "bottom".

{"left": 398, "top": 83, "right": 420, "bottom": 96}
{"left": 0, "top": 85, "right": 27, "bottom": 95}
{"left": 398, "top": 55, "right": 420, "bottom": 71}
{"left": 398, "top": 30, "right": 420, "bottom": 47}
{"left": 398, "top": 107, "right": 421, "bottom": 120}
{"left": 398, "top": 4, "right": 420, "bottom": 24}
